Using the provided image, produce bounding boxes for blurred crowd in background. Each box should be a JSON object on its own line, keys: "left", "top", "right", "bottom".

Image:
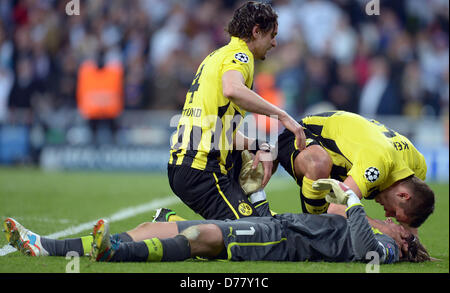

{"left": 0, "top": 0, "right": 448, "bottom": 125}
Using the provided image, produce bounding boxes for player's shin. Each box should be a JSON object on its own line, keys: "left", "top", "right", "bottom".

{"left": 41, "top": 232, "right": 133, "bottom": 257}
{"left": 301, "top": 177, "right": 329, "bottom": 214}
{"left": 39, "top": 236, "right": 91, "bottom": 256}
{"left": 111, "top": 235, "right": 191, "bottom": 262}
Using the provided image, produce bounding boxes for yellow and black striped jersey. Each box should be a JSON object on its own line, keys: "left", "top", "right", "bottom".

{"left": 169, "top": 37, "right": 254, "bottom": 174}
{"left": 300, "top": 111, "right": 427, "bottom": 199}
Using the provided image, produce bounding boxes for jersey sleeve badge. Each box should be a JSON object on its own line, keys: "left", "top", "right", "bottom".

{"left": 234, "top": 52, "right": 249, "bottom": 63}
{"left": 364, "top": 167, "right": 380, "bottom": 183}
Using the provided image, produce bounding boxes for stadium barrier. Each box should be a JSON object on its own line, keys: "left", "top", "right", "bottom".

{"left": 0, "top": 109, "right": 448, "bottom": 182}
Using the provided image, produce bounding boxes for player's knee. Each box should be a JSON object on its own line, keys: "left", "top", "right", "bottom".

{"left": 196, "top": 224, "right": 223, "bottom": 246}
{"left": 135, "top": 221, "right": 153, "bottom": 231}
{"left": 296, "top": 146, "right": 332, "bottom": 179}
{"left": 181, "top": 224, "right": 224, "bottom": 257}
{"left": 180, "top": 225, "right": 201, "bottom": 241}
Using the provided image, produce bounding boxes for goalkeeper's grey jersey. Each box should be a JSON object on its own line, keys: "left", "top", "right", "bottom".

{"left": 177, "top": 205, "right": 400, "bottom": 263}
{"left": 276, "top": 205, "right": 399, "bottom": 263}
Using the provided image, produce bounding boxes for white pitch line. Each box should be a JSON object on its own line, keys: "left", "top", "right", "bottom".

{"left": 0, "top": 196, "right": 180, "bottom": 256}
{"left": 0, "top": 177, "right": 292, "bottom": 256}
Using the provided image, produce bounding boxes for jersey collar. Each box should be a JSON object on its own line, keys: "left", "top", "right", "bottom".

{"left": 230, "top": 36, "right": 251, "bottom": 52}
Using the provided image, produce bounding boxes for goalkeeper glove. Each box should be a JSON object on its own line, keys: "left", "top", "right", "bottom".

{"left": 312, "top": 178, "right": 360, "bottom": 207}
{"left": 239, "top": 150, "right": 264, "bottom": 195}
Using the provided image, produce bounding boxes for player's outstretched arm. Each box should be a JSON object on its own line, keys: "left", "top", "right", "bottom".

{"left": 92, "top": 220, "right": 225, "bottom": 263}
{"left": 313, "top": 179, "right": 401, "bottom": 263}
{"left": 222, "top": 70, "right": 306, "bottom": 150}
{"left": 326, "top": 176, "right": 362, "bottom": 216}
{"left": 323, "top": 176, "right": 412, "bottom": 246}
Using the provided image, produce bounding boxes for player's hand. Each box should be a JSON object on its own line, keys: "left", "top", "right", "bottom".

{"left": 380, "top": 218, "right": 411, "bottom": 257}
{"left": 279, "top": 113, "right": 306, "bottom": 151}
{"left": 312, "top": 178, "right": 351, "bottom": 205}
{"left": 252, "top": 150, "right": 274, "bottom": 189}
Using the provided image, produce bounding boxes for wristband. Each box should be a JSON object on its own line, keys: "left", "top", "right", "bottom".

{"left": 346, "top": 190, "right": 361, "bottom": 208}
{"left": 250, "top": 139, "right": 270, "bottom": 154}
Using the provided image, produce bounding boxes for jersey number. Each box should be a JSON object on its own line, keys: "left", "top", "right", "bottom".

{"left": 368, "top": 119, "right": 397, "bottom": 138}
{"left": 188, "top": 64, "right": 205, "bottom": 103}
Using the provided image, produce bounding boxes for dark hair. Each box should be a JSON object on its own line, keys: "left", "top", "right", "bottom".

{"left": 400, "top": 176, "right": 435, "bottom": 228}
{"left": 226, "top": 1, "right": 278, "bottom": 41}
{"left": 403, "top": 234, "right": 431, "bottom": 262}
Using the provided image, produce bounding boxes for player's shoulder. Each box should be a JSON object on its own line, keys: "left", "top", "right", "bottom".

{"left": 222, "top": 39, "right": 253, "bottom": 62}
{"left": 204, "top": 45, "right": 252, "bottom": 67}
{"left": 374, "top": 233, "right": 400, "bottom": 264}
{"left": 222, "top": 49, "right": 253, "bottom": 66}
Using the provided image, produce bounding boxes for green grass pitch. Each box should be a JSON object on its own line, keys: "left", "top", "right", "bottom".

{"left": 0, "top": 167, "right": 448, "bottom": 274}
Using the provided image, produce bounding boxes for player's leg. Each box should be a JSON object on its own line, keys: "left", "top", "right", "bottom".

{"left": 179, "top": 224, "right": 224, "bottom": 257}
{"left": 168, "top": 165, "right": 225, "bottom": 220}
{"left": 239, "top": 150, "right": 274, "bottom": 217}
{"left": 168, "top": 162, "right": 260, "bottom": 220}
{"left": 126, "top": 221, "right": 178, "bottom": 241}
{"left": 227, "top": 149, "right": 273, "bottom": 218}
{"left": 3, "top": 217, "right": 132, "bottom": 257}
{"left": 4, "top": 217, "right": 51, "bottom": 256}
{"left": 219, "top": 217, "right": 290, "bottom": 261}
{"left": 277, "top": 128, "right": 332, "bottom": 214}
{"left": 294, "top": 145, "right": 333, "bottom": 214}
{"left": 152, "top": 207, "right": 185, "bottom": 222}
{"left": 92, "top": 219, "right": 224, "bottom": 262}
{"left": 204, "top": 171, "right": 261, "bottom": 220}
{"left": 278, "top": 129, "right": 333, "bottom": 214}
{"left": 3, "top": 217, "right": 87, "bottom": 256}
{"left": 156, "top": 152, "right": 273, "bottom": 223}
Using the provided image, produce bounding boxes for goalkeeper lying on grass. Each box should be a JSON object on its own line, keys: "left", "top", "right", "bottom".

{"left": 4, "top": 178, "right": 432, "bottom": 263}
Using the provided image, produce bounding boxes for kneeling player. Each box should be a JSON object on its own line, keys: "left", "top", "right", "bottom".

{"left": 275, "top": 111, "right": 434, "bottom": 235}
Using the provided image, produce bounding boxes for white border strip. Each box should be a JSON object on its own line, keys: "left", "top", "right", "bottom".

{"left": 0, "top": 196, "right": 180, "bottom": 256}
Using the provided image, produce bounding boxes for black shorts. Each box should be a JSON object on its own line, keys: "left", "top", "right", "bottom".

{"left": 168, "top": 162, "right": 259, "bottom": 220}
{"left": 277, "top": 126, "right": 319, "bottom": 184}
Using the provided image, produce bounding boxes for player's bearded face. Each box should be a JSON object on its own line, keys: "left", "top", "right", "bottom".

{"left": 376, "top": 191, "right": 409, "bottom": 224}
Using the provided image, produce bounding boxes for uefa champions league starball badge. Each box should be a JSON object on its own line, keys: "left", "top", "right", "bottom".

{"left": 234, "top": 52, "right": 249, "bottom": 63}
{"left": 364, "top": 167, "right": 380, "bottom": 183}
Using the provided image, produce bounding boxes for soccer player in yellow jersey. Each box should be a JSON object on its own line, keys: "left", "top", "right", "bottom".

{"left": 167, "top": 2, "right": 305, "bottom": 220}
{"left": 276, "top": 110, "right": 435, "bottom": 235}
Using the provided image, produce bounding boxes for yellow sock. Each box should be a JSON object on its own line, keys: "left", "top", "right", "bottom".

{"left": 143, "top": 238, "right": 163, "bottom": 262}
{"left": 301, "top": 177, "right": 329, "bottom": 214}
{"left": 167, "top": 214, "right": 187, "bottom": 222}
{"left": 81, "top": 235, "right": 93, "bottom": 256}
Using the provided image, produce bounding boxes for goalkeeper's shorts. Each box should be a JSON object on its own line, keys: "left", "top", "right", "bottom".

{"left": 168, "top": 163, "right": 260, "bottom": 220}
{"left": 176, "top": 216, "right": 290, "bottom": 261}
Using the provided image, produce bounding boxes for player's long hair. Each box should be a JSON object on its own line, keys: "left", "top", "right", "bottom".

{"left": 403, "top": 235, "right": 433, "bottom": 262}
{"left": 226, "top": 1, "right": 278, "bottom": 41}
